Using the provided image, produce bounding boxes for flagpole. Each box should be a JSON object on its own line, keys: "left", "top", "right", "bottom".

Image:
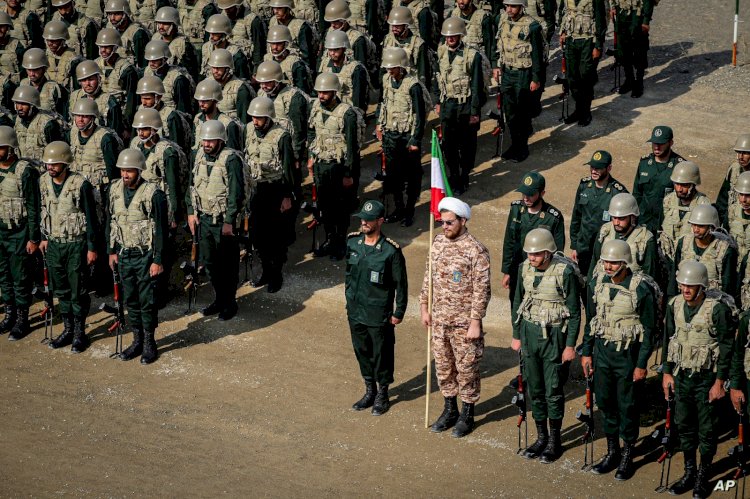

{"left": 425, "top": 213, "right": 434, "bottom": 429}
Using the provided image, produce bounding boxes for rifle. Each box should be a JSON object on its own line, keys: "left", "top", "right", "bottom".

{"left": 301, "top": 184, "right": 322, "bottom": 254}
{"left": 99, "top": 268, "right": 125, "bottom": 358}
{"left": 729, "top": 406, "right": 746, "bottom": 499}
{"left": 180, "top": 221, "right": 201, "bottom": 314}
{"left": 511, "top": 350, "right": 527, "bottom": 453}
{"left": 487, "top": 89, "right": 505, "bottom": 158}
{"left": 576, "top": 366, "right": 595, "bottom": 470}
{"left": 606, "top": 10, "right": 622, "bottom": 92}
{"left": 238, "top": 213, "right": 261, "bottom": 285}
{"left": 33, "top": 256, "right": 53, "bottom": 344}
{"left": 653, "top": 384, "right": 675, "bottom": 493}
{"left": 552, "top": 42, "right": 570, "bottom": 122}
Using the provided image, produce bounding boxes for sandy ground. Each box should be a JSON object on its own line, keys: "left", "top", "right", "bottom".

{"left": 3, "top": 1, "right": 750, "bottom": 497}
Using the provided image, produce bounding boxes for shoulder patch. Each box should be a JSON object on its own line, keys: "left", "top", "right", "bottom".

{"left": 641, "top": 154, "right": 650, "bottom": 160}
{"left": 580, "top": 176, "right": 591, "bottom": 182}
{"left": 613, "top": 182, "right": 625, "bottom": 191}
{"left": 347, "top": 231, "right": 362, "bottom": 238}
{"left": 547, "top": 206, "right": 561, "bottom": 218}
{"left": 385, "top": 237, "right": 400, "bottom": 249}
{"left": 511, "top": 200, "right": 522, "bottom": 206}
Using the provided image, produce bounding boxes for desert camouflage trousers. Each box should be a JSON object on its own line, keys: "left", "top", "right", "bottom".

{"left": 432, "top": 324, "right": 484, "bottom": 403}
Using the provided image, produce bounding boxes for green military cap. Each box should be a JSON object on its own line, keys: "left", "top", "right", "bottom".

{"left": 516, "top": 171, "right": 545, "bottom": 196}
{"left": 355, "top": 200, "right": 385, "bottom": 221}
{"left": 585, "top": 150, "right": 611, "bottom": 169}
{"left": 647, "top": 125, "right": 673, "bottom": 144}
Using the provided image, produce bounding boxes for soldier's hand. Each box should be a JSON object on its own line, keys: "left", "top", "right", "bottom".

{"left": 492, "top": 68, "right": 502, "bottom": 82}
{"left": 559, "top": 33, "right": 567, "bottom": 45}
{"left": 390, "top": 316, "right": 402, "bottom": 325}
{"left": 420, "top": 303, "right": 431, "bottom": 328}
{"left": 610, "top": 7, "right": 616, "bottom": 19}
{"left": 511, "top": 338, "right": 521, "bottom": 352}
{"left": 641, "top": 24, "right": 650, "bottom": 34}
{"left": 280, "top": 197, "right": 292, "bottom": 213}
{"left": 342, "top": 176, "right": 353, "bottom": 188}
{"left": 187, "top": 214, "right": 198, "bottom": 235}
{"left": 581, "top": 355, "right": 594, "bottom": 375}
{"left": 149, "top": 263, "right": 163, "bottom": 277}
{"left": 561, "top": 346, "right": 576, "bottom": 363}
{"left": 570, "top": 249, "right": 578, "bottom": 262}
{"left": 170, "top": 221, "right": 177, "bottom": 230}
{"left": 434, "top": 104, "right": 440, "bottom": 116}
{"left": 530, "top": 81, "right": 541, "bottom": 92}
{"left": 26, "top": 240, "right": 38, "bottom": 254}
{"left": 109, "top": 253, "right": 118, "bottom": 271}
{"left": 633, "top": 367, "right": 647, "bottom": 382}
{"left": 731, "top": 388, "right": 746, "bottom": 413}
{"left": 466, "top": 319, "right": 482, "bottom": 339}
{"left": 662, "top": 374, "right": 674, "bottom": 400}
{"left": 39, "top": 240, "right": 48, "bottom": 254}
{"left": 502, "top": 274, "right": 510, "bottom": 289}
{"left": 86, "top": 251, "right": 97, "bottom": 266}
{"left": 469, "top": 115, "right": 480, "bottom": 125}
{"left": 592, "top": 47, "right": 601, "bottom": 60}
{"left": 221, "top": 223, "right": 234, "bottom": 236}
{"left": 408, "top": 145, "right": 419, "bottom": 152}
{"left": 709, "top": 379, "right": 726, "bottom": 403}
{"left": 307, "top": 157, "right": 314, "bottom": 174}
{"left": 375, "top": 124, "right": 383, "bottom": 142}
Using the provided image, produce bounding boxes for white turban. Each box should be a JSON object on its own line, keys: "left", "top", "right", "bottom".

{"left": 438, "top": 197, "right": 471, "bottom": 220}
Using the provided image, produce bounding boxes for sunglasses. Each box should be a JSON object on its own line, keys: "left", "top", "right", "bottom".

{"left": 441, "top": 218, "right": 459, "bottom": 226}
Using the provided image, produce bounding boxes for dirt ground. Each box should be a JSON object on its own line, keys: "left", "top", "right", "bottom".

{"left": 3, "top": 1, "right": 750, "bottom": 497}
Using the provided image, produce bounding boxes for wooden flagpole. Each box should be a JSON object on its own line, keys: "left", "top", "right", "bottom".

{"left": 425, "top": 213, "right": 434, "bottom": 428}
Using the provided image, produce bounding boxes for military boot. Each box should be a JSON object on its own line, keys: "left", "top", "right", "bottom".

{"left": 329, "top": 234, "right": 346, "bottom": 261}
{"left": 118, "top": 328, "right": 143, "bottom": 361}
{"left": 668, "top": 451, "right": 697, "bottom": 495}
{"left": 614, "top": 441, "right": 635, "bottom": 481}
{"left": 451, "top": 402, "right": 475, "bottom": 438}
{"left": 49, "top": 313, "right": 74, "bottom": 349}
{"left": 430, "top": 396, "right": 459, "bottom": 433}
{"left": 313, "top": 233, "right": 333, "bottom": 257}
{"left": 352, "top": 381, "right": 376, "bottom": 410}
{"left": 71, "top": 316, "right": 89, "bottom": 353}
{"left": 632, "top": 69, "right": 645, "bottom": 98}
{"left": 140, "top": 330, "right": 158, "bottom": 364}
{"left": 692, "top": 455, "right": 712, "bottom": 499}
{"left": 539, "top": 419, "right": 563, "bottom": 463}
{"left": 267, "top": 263, "right": 283, "bottom": 294}
{"left": 0, "top": 304, "right": 16, "bottom": 333}
{"left": 251, "top": 262, "right": 269, "bottom": 288}
{"left": 619, "top": 66, "right": 634, "bottom": 95}
{"left": 371, "top": 384, "right": 390, "bottom": 416}
{"left": 592, "top": 434, "right": 621, "bottom": 474}
{"left": 8, "top": 307, "right": 30, "bottom": 341}
{"left": 523, "top": 419, "right": 549, "bottom": 459}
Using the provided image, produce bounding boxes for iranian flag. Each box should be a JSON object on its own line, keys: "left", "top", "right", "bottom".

{"left": 430, "top": 129, "right": 452, "bottom": 221}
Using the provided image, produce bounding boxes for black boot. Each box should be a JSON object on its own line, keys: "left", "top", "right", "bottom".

{"left": 451, "top": 402, "right": 475, "bottom": 438}
{"left": 329, "top": 234, "right": 346, "bottom": 261}
{"left": 523, "top": 419, "right": 549, "bottom": 459}
{"left": 251, "top": 263, "right": 269, "bottom": 288}
{"left": 49, "top": 313, "right": 74, "bottom": 349}
{"left": 564, "top": 109, "right": 581, "bottom": 124}
{"left": 218, "top": 300, "right": 238, "bottom": 321}
{"left": 631, "top": 69, "right": 645, "bottom": 98}
{"left": 201, "top": 300, "right": 222, "bottom": 316}
{"left": 118, "top": 328, "right": 143, "bottom": 361}
{"left": 267, "top": 267, "right": 283, "bottom": 294}
{"left": 430, "top": 396, "right": 459, "bottom": 433}
{"left": 0, "top": 304, "right": 16, "bottom": 333}
{"left": 313, "top": 234, "right": 333, "bottom": 257}
{"left": 71, "top": 316, "right": 89, "bottom": 353}
{"left": 140, "top": 330, "right": 158, "bottom": 364}
{"left": 539, "top": 419, "right": 563, "bottom": 463}
{"left": 352, "top": 381, "right": 376, "bottom": 411}
{"left": 668, "top": 451, "right": 697, "bottom": 495}
{"left": 692, "top": 455, "right": 712, "bottom": 499}
{"left": 592, "top": 434, "right": 621, "bottom": 474}
{"left": 614, "top": 441, "right": 635, "bottom": 481}
{"left": 372, "top": 384, "right": 390, "bottom": 416}
{"left": 8, "top": 307, "right": 30, "bottom": 341}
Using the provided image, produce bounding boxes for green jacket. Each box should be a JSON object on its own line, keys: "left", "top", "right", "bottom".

{"left": 0, "top": 158, "right": 40, "bottom": 241}
{"left": 730, "top": 310, "right": 750, "bottom": 389}
{"left": 501, "top": 199, "right": 565, "bottom": 275}
{"left": 587, "top": 225, "right": 659, "bottom": 281}
{"left": 631, "top": 150, "right": 684, "bottom": 234}
{"left": 570, "top": 174, "right": 627, "bottom": 253}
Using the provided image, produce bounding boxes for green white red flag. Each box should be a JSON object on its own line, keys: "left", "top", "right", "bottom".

{"left": 430, "top": 129, "right": 452, "bottom": 221}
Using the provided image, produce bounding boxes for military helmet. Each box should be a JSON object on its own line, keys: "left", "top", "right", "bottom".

{"left": 0, "top": 12, "right": 13, "bottom": 26}
{"left": 71, "top": 98, "right": 101, "bottom": 118}
{"left": 734, "top": 134, "right": 750, "bottom": 153}
{"left": 600, "top": 239, "right": 632, "bottom": 265}
{"left": 736, "top": 171, "right": 750, "bottom": 195}
{"left": 268, "top": 0, "right": 294, "bottom": 8}
{"left": 12, "top": 85, "right": 40, "bottom": 107}
{"left": 441, "top": 16, "right": 467, "bottom": 37}
{"left": 675, "top": 260, "right": 709, "bottom": 288}
{"left": 76, "top": 59, "right": 102, "bottom": 80}
{"left": 381, "top": 47, "right": 409, "bottom": 69}
{"left": 194, "top": 78, "right": 223, "bottom": 101}
{"left": 43, "top": 20, "right": 70, "bottom": 41}
{"left": 199, "top": 119, "right": 227, "bottom": 141}
{"left": 387, "top": 6, "right": 413, "bottom": 25}
{"left": 267, "top": 24, "right": 293, "bottom": 44}
{"left": 503, "top": 0, "right": 527, "bottom": 5}
{"left": 116, "top": 148, "right": 146, "bottom": 170}
{"left": 255, "top": 60, "right": 283, "bottom": 82}
{"left": 42, "top": 141, "right": 74, "bottom": 164}
{"left": 313, "top": 72, "right": 341, "bottom": 92}
{"left": 132, "top": 107, "right": 163, "bottom": 130}
{"left": 324, "top": 29, "right": 350, "bottom": 50}
{"left": 208, "top": 48, "right": 234, "bottom": 70}
{"left": 136, "top": 75, "right": 166, "bottom": 95}
{"left": 217, "top": 0, "right": 243, "bottom": 9}
{"left": 105, "top": 0, "right": 131, "bottom": 15}
{"left": 50, "top": 0, "right": 73, "bottom": 7}
{"left": 688, "top": 204, "right": 720, "bottom": 227}
{"left": 144, "top": 40, "right": 171, "bottom": 60}
{"left": 608, "top": 192, "right": 640, "bottom": 217}
{"left": 96, "top": 28, "right": 122, "bottom": 47}
{"left": 22, "top": 48, "right": 49, "bottom": 70}
{"left": 523, "top": 227, "right": 557, "bottom": 253}
{"left": 155, "top": 6, "right": 180, "bottom": 25}
{"left": 324, "top": 0, "right": 351, "bottom": 22}
{"left": 205, "top": 14, "right": 232, "bottom": 35}
{"left": 670, "top": 160, "right": 701, "bottom": 185}
{"left": 0, "top": 126, "right": 18, "bottom": 149}
{"left": 247, "top": 96, "right": 275, "bottom": 119}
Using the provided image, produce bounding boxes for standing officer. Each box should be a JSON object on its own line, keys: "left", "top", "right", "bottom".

{"left": 51, "top": 0, "right": 99, "bottom": 60}
{"left": 501, "top": 171, "right": 565, "bottom": 308}
{"left": 186, "top": 120, "right": 245, "bottom": 320}
{"left": 192, "top": 78, "right": 244, "bottom": 152}
{"left": 217, "top": 0, "right": 267, "bottom": 70}
{"left": 12, "top": 84, "right": 64, "bottom": 162}
{"left": 106, "top": 148, "right": 169, "bottom": 364}
{"left": 716, "top": 133, "right": 750, "bottom": 225}
{"left": 511, "top": 227, "right": 581, "bottom": 463}
{"left": 570, "top": 150, "right": 627, "bottom": 283}
{"left": 20, "top": 47, "right": 67, "bottom": 117}
{"left": 493, "top": 0, "right": 544, "bottom": 163}
{"left": 153, "top": 6, "right": 200, "bottom": 82}
{"left": 104, "top": 0, "right": 151, "bottom": 69}
{"left": 39, "top": 141, "right": 98, "bottom": 352}
{"left": 319, "top": 30, "right": 369, "bottom": 113}
{"left": 582, "top": 239, "right": 657, "bottom": 480}
{"left": 136, "top": 75, "right": 194, "bottom": 155}
{"left": 268, "top": 0, "right": 317, "bottom": 71}
{"left": 662, "top": 260, "right": 736, "bottom": 498}
{"left": 263, "top": 24, "right": 312, "bottom": 94}
{"left": 200, "top": 13, "right": 251, "bottom": 80}
{"left": 382, "top": 6, "right": 431, "bottom": 89}
{"left": 611, "top": 0, "right": 654, "bottom": 98}
{"left": 143, "top": 40, "right": 194, "bottom": 115}
{"left": 95, "top": 28, "right": 139, "bottom": 130}
{"left": 728, "top": 171, "right": 750, "bottom": 265}
{"left": 346, "top": 200, "right": 408, "bottom": 416}
{"left": 434, "top": 16, "right": 487, "bottom": 193}
{"left": 420, "top": 197, "right": 491, "bottom": 438}
{"left": 43, "top": 20, "right": 82, "bottom": 95}
{"left": 69, "top": 59, "right": 127, "bottom": 139}
{"left": 0, "top": 125, "right": 40, "bottom": 340}
{"left": 208, "top": 48, "right": 256, "bottom": 125}
{"left": 450, "top": 0, "right": 494, "bottom": 59}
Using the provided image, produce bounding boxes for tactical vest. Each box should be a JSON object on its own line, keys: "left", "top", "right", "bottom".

{"left": 526, "top": 0, "right": 549, "bottom": 37}
{"left": 258, "top": 84, "right": 307, "bottom": 141}
{"left": 229, "top": 12, "right": 258, "bottom": 60}
{"left": 9, "top": 9, "right": 32, "bottom": 47}
{"left": 19, "top": 79, "right": 62, "bottom": 114}
{"left": 201, "top": 42, "right": 242, "bottom": 78}
{"left": 291, "top": 0, "right": 318, "bottom": 26}
{"left": 140, "top": 139, "right": 183, "bottom": 225}
{"left": 108, "top": 178, "right": 158, "bottom": 250}
{"left": 667, "top": 291, "right": 726, "bottom": 375}
{"left": 383, "top": 31, "right": 425, "bottom": 72}
{"left": 0, "top": 160, "right": 31, "bottom": 228}
{"left": 436, "top": 44, "right": 475, "bottom": 103}
{"left": 218, "top": 77, "right": 255, "bottom": 119}
{"left": 130, "top": 0, "right": 159, "bottom": 32}
{"left": 742, "top": 313, "right": 750, "bottom": 376}
{"left": 190, "top": 147, "right": 238, "bottom": 222}
{"left": 613, "top": 0, "right": 644, "bottom": 16}
{"left": 729, "top": 203, "right": 750, "bottom": 264}
{"left": 0, "top": 38, "right": 23, "bottom": 85}
{"left": 47, "top": 48, "right": 81, "bottom": 93}
{"left": 178, "top": 0, "right": 212, "bottom": 47}
{"left": 404, "top": 0, "right": 432, "bottom": 42}
{"left": 321, "top": 58, "right": 365, "bottom": 108}
{"left": 379, "top": 74, "right": 420, "bottom": 135}
{"left": 192, "top": 112, "right": 241, "bottom": 151}
{"left": 251, "top": 0, "right": 273, "bottom": 23}
{"left": 96, "top": 56, "right": 135, "bottom": 95}
{"left": 658, "top": 191, "right": 710, "bottom": 259}
{"left": 561, "top": 0, "right": 596, "bottom": 39}
{"left": 70, "top": 126, "right": 121, "bottom": 189}
{"left": 152, "top": 32, "right": 191, "bottom": 69}
{"left": 308, "top": 100, "right": 350, "bottom": 163}
{"left": 680, "top": 233, "right": 733, "bottom": 291}
{"left": 39, "top": 172, "right": 88, "bottom": 242}
{"left": 245, "top": 124, "right": 285, "bottom": 183}
{"left": 592, "top": 223, "right": 652, "bottom": 278}
{"left": 515, "top": 256, "right": 572, "bottom": 336}
{"left": 270, "top": 17, "right": 308, "bottom": 50}
{"left": 69, "top": 89, "right": 123, "bottom": 129}
{"left": 144, "top": 64, "right": 193, "bottom": 109}
{"left": 118, "top": 22, "right": 151, "bottom": 63}
{"left": 348, "top": 0, "right": 369, "bottom": 31}
{"left": 52, "top": 12, "right": 93, "bottom": 58}
{"left": 264, "top": 50, "right": 308, "bottom": 87}
{"left": 725, "top": 161, "right": 748, "bottom": 215}
{"left": 498, "top": 14, "right": 534, "bottom": 69}
{"left": 451, "top": 6, "right": 489, "bottom": 53}
{"left": 590, "top": 273, "right": 645, "bottom": 350}
{"left": 15, "top": 111, "right": 52, "bottom": 159}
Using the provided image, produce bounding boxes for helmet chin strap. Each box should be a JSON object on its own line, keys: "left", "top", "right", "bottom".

{"left": 78, "top": 116, "right": 95, "bottom": 132}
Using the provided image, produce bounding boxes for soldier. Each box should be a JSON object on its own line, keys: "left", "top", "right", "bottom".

{"left": 716, "top": 133, "right": 750, "bottom": 225}
{"left": 129, "top": 0, "right": 170, "bottom": 34}
{"left": 633, "top": 125, "right": 687, "bottom": 235}
{"left": 729, "top": 171, "right": 750, "bottom": 266}
{"left": 95, "top": 28, "right": 139, "bottom": 129}
{"left": 192, "top": 78, "right": 243, "bottom": 151}
{"left": 106, "top": 148, "right": 169, "bottom": 364}
{"left": 143, "top": 39, "right": 194, "bottom": 114}
{"left": 344, "top": 0, "right": 384, "bottom": 45}
{"left": 39, "top": 141, "right": 98, "bottom": 352}
{"left": 0, "top": 125, "right": 40, "bottom": 340}
{"left": 662, "top": 260, "right": 736, "bottom": 498}
{"left": 322, "top": 0, "right": 375, "bottom": 72}
{"left": 263, "top": 24, "right": 312, "bottom": 94}
{"left": 208, "top": 48, "right": 255, "bottom": 125}
{"left": 244, "top": 96, "right": 294, "bottom": 292}
{"left": 581, "top": 239, "right": 657, "bottom": 480}
{"left": 400, "top": 0, "right": 437, "bottom": 51}
{"left": 104, "top": 0, "right": 151, "bottom": 69}
{"left": 434, "top": 17, "right": 487, "bottom": 193}
{"left": 382, "top": 6, "right": 431, "bottom": 89}
{"left": 136, "top": 75, "right": 193, "bottom": 156}
{"left": 347, "top": 200, "right": 408, "bottom": 416}
{"left": 493, "top": 0, "right": 544, "bottom": 163}
{"left": 21, "top": 47, "right": 67, "bottom": 117}
{"left": 0, "top": 12, "right": 26, "bottom": 87}
{"left": 420, "top": 197, "right": 490, "bottom": 437}
{"left": 51, "top": 0, "right": 99, "bottom": 60}
{"left": 43, "top": 19, "right": 82, "bottom": 95}
{"left": 570, "top": 150, "right": 628, "bottom": 284}
{"left": 319, "top": 30, "right": 368, "bottom": 113}
{"left": 451, "top": 0, "right": 494, "bottom": 59}
{"left": 501, "top": 171, "right": 565, "bottom": 308}
{"left": 13, "top": 85, "right": 64, "bottom": 163}
{"left": 69, "top": 59, "right": 127, "bottom": 138}
{"left": 307, "top": 72, "right": 360, "bottom": 261}
{"left": 177, "top": 0, "right": 219, "bottom": 53}
{"left": 153, "top": 6, "right": 200, "bottom": 82}
{"left": 376, "top": 47, "right": 426, "bottom": 228}
{"left": 557, "top": 0, "right": 606, "bottom": 126}
{"left": 185, "top": 120, "right": 245, "bottom": 321}
{"left": 5, "top": 0, "right": 44, "bottom": 49}
{"left": 217, "top": 0, "right": 267, "bottom": 70}
{"left": 268, "top": 0, "right": 317, "bottom": 71}
{"left": 200, "top": 13, "right": 250, "bottom": 80}
{"left": 525, "top": 0, "right": 557, "bottom": 43}
{"left": 611, "top": 0, "right": 654, "bottom": 98}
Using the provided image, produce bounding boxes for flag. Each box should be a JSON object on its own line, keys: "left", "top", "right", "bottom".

{"left": 430, "top": 129, "right": 452, "bottom": 221}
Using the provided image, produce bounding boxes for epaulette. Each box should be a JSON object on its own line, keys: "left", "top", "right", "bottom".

{"left": 347, "top": 231, "right": 361, "bottom": 238}
{"left": 511, "top": 200, "right": 523, "bottom": 206}
{"left": 580, "top": 176, "right": 591, "bottom": 182}
{"left": 385, "top": 237, "right": 400, "bottom": 249}
{"left": 546, "top": 206, "right": 561, "bottom": 218}
{"left": 613, "top": 182, "right": 625, "bottom": 191}
{"left": 641, "top": 154, "right": 651, "bottom": 160}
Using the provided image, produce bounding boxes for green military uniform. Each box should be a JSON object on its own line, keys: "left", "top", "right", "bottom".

{"left": 0, "top": 36, "right": 26, "bottom": 85}
{"left": 149, "top": 101, "right": 194, "bottom": 155}
{"left": 146, "top": 64, "right": 194, "bottom": 115}
{"left": 14, "top": 108, "right": 63, "bottom": 161}
{"left": 657, "top": 191, "right": 710, "bottom": 262}
{"left": 216, "top": 76, "right": 255, "bottom": 125}
{"left": 611, "top": 0, "right": 654, "bottom": 97}
{"left": 401, "top": 0, "right": 436, "bottom": 50}
{"left": 153, "top": 31, "right": 201, "bottom": 83}
{"left": 381, "top": 29, "right": 432, "bottom": 90}
{"left": 224, "top": 4, "right": 267, "bottom": 69}
{"left": 193, "top": 111, "right": 244, "bottom": 152}
{"left": 7, "top": 5, "right": 44, "bottom": 49}
{"left": 263, "top": 50, "right": 313, "bottom": 95}
{"left": 588, "top": 223, "right": 658, "bottom": 281}
{"left": 52, "top": 10, "right": 99, "bottom": 60}
{"left": 452, "top": 3, "right": 495, "bottom": 60}
{"left": 321, "top": 57, "right": 369, "bottom": 113}
{"left": 717, "top": 162, "right": 750, "bottom": 226}
{"left": 19, "top": 76, "right": 67, "bottom": 118}
{"left": 669, "top": 235, "right": 738, "bottom": 298}
{"left": 46, "top": 45, "right": 82, "bottom": 95}
{"left": 730, "top": 310, "right": 750, "bottom": 426}
{"left": 269, "top": 17, "right": 317, "bottom": 71}
{"left": 177, "top": 0, "right": 219, "bottom": 51}
{"left": 69, "top": 89, "right": 127, "bottom": 138}
{"left": 97, "top": 55, "right": 140, "bottom": 133}
{"left": 257, "top": 82, "right": 309, "bottom": 165}
{"left": 114, "top": 21, "right": 151, "bottom": 69}
{"left": 632, "top": 151, "right": 685, "bottom": 235}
